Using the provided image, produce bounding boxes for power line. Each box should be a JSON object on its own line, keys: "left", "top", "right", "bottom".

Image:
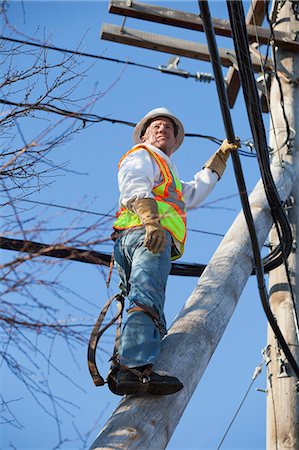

{"left": 0, "top": 35, "right": 213, "bottom": 82}
{"left": 0, "top": 98, "right": 256, "bottom": 156}
{"left": 15, "top": 198, "right": 115, "bottom": 218}
{"left": 0, "top": 236, "right": 206, "bottom": 278}
{"left": 217, "top": 361, "right": 263, "bottom": 449}
{"left": 2, "top": 197, "right": 227, "bottom": 238}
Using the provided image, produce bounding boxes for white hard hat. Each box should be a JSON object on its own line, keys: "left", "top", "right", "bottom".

{"left": 133, "top": 107, "right": 184, "bottom": 152}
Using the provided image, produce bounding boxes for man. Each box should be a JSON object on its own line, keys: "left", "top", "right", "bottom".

{"left": 111, "top": 107, "right": 239, "bottom": 396}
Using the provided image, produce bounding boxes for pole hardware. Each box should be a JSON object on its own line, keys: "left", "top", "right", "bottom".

{"left": 158, "top": 56, "right": 214, "bottom": 82}
{"left": 262, "top": 345, "right": 272, "bottom": 366}
{"left": 195, "top": 72, "right": 214, "bottom": 83}
{"left": 224, "top": 51, "right": 239, "bottom": 70}
{"left": 284, "top": 196, "right": 294, "bottom": 210}
{"left": 158, "top": 56, "right": 190, "bottom": 78}
{"left": 120, "top": 17, "right": 127, "bottom": 33}
{"left": 287, "top": 136, "right": 295, "bottom": 154}
{"left": 252, "top": 363, "right": 263, "bottom": 380}
{"left": 244, "top": 141, "right": 255, "bottom": 152}
{"left": 291, "top": 1, "right": 299, "bottom": 20}
{"left": 292, "top": 240, "right": 297, "bottom": 252}
{"left": 277, "top": 359, "right": 289, "bottom": 378}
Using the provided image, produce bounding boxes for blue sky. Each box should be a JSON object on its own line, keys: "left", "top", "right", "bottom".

{"left": 1, "top": 1, "right": 270, "bottom": 449}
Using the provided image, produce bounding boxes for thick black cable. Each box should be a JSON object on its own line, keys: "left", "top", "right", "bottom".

{"left": 226, "top": 5, "right": 292, "bottom": 271}
{"left": 265, "top": 3, "right": 292, "bottom": 148}
{"left": 226, "top": 1, "right": 299, "bottom": 381}
{"left": 198, "top": 1, "right": 299, "bottom": 382}
{"left": 0, "top": 236, "right": 205, "bottom": 277}
{"left": 227, "top": 2, "right": 292, "bottom": 273}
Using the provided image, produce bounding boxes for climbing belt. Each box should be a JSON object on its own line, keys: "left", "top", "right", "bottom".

{"left": 88, "top": 293, "right": 125, "bottom": 386}
{"left": 88, "top": 293, "right": 162, "bottom": 388}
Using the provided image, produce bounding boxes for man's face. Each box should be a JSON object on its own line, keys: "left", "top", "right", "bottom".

{"left": 141, "top": 116, "right": 178, "bottom": 156}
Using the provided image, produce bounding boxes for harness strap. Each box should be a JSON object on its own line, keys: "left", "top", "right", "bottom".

{"left": 127, "top": 301, "right": 164, "bottom": 334}
{"left": 106, "top": 250, "right": 114, "bottom": 288}
{"left": 88, "top": 293, "right": 125, "bottom": 386}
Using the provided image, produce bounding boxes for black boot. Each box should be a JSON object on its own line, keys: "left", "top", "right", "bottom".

{"left": 114, "top": 365, "right": 183, "bottom": 396}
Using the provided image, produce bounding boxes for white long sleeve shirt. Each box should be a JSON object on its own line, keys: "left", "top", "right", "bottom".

{"left": 118, "top": 144, "right": 218, "bottom": 211}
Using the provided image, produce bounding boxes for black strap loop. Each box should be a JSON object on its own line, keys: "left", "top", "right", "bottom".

{"left": 88, "top": 293, "right": 125, "bottom": 386}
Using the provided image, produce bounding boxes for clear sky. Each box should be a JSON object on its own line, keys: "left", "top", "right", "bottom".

{"left": 2, "top": 1, "right": 270, "bottom": 449}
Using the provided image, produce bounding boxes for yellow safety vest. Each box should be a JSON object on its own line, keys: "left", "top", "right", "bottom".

{"left": 113, "top": 145, "right": 187, "bottom": 259}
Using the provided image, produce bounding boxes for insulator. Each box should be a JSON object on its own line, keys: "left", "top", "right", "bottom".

{"left": 195, "top": 72, "right": 214, "bottom": 83}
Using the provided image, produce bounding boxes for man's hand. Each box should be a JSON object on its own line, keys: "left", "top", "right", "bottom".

{"left": 132, "top": 198, "right": 166, "bottom": 253}
{"left": 204, "top": 138, "right": 240, "bottom": 178}
{"left": 218, "top": 138, "right": 241, "bottom": 155}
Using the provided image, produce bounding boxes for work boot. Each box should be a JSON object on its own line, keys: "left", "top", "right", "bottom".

{"left": 114, "top": 365, "right": 183, "bottom": 396}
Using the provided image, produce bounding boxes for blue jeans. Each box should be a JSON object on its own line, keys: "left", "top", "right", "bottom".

{"left": 114, "top": 227, "right": 172, "bottom": 368}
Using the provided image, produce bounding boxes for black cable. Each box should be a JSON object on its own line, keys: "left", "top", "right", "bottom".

{"left": 198, "top": 0, "right": 299, "bottom": 382}
{"left": 225, "top": 0, "right": 299, "bottom": 381}
{"left": 227, "top": 2, "right": 292, "bottom": 273}
{"left": 265, "top": 3, "right": 292, "bottom": 148}
{"left": 0, "top": 235, "right": 205, "bottom": 277}
{"left": 0, "top": 35, "right": 162, "bottom": 72}
{"left": 0, "top": 34, "right": 210, "bottom": 83}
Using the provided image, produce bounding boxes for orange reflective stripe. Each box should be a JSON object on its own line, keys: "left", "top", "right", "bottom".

{"left": 118, "top": 147, "right": 145, "bottom": 169}
{"left": 154, "top": 197, "right": 187, "bottom": 243}
{"left": 118, "top": 145, "right": 172, "bottom": 197}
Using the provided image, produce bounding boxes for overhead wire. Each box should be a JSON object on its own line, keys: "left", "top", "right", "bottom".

{"left": 0, "top": 35, "right": 258, "bottom": 157}
{"left": 217, "top": 361, "right": 263, "bottom": 449}
{"left": 0, "top": 35, "right": 162, "bottom": 72}
{"left": 2, "top": 197, "right": 226, "bottom": 238}
{"left": 0, "top": 98, "right": 255, "bottom": 156}
{"left": 0, "top": 34, "right": 211, "bottom": 82}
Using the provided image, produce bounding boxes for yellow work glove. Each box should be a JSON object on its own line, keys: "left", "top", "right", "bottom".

{"left": 132, "top": 198, "right": 166, "bottom": 254}
{"left": 204, "top": 138, "right": 241, "bottom": 178}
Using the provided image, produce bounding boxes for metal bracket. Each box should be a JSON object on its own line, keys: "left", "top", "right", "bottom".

{"left": 287, "top": 136, "right": 295, "bottom": 154}
{"left": 159, "top": 56, "right": 189, "bottom": 78}
{"left": 120, "top": 17, "right": 127, "bottom": 33}
{"left": 292, "top": 1, "right": 299, "bottom": 20}
{"left": 256, "top": 388, "right": 268, "bottom": 394}
{"left": 278, "top": 358, "right": 290, "bottom": 378}
{"left": 225, "top": 51, "right": 239, "bottom": 71}
{"left": 284, "top": 196, "right": 294, "bottom": 210}
{"left": 262, "top": 345, "right": 272, "bottom": 366}
{"left": 292, "top": 239, "right": 297, "bottom": 252}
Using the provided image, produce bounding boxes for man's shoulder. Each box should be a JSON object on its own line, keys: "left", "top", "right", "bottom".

{"left": 118, "top": 145, "right": 152, "bottom": 168}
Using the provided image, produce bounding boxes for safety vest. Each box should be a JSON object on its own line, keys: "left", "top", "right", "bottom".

{"left": 113, "top": 145, "right": 187, "bottom": 259}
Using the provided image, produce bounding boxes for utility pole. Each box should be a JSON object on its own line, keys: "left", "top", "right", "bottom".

{"left": 266, "top": 2, "right": 299, "bottom": 449}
